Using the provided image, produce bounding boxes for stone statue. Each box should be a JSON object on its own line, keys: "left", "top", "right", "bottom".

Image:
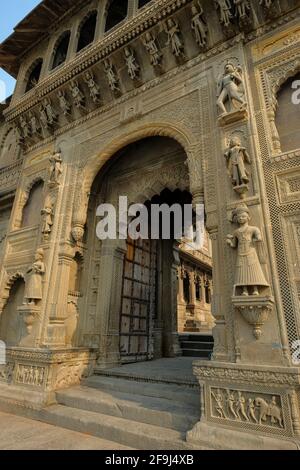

{"left": 227, "top": 205, "right": 269, "bottom": 296}
{"left": 224, "top": 136, "right": 251, "bottom": 191}
{"left": 236, "top": 391, "right": 249, "bottom": 421}
{"left": 124, "top": 47, "right": 140, "bottom": 80}
{"left": 227, "top": 390, "right": 238, "bottom": 419}
{"left": 212, "top": 389, "right": 226, "bottom": 418}
{"left": 39, "top": 105, "right": 48, "bottom": 129}
{"left": 164, "top": 18, "right": 184, "bottom": 57}
{"left": 20, "top": 116, "right": 30, "bottom": 138}
{"left": 247, "top": 398, "right": 258, "bottom": 423}
{"left": 191, "top": 3, "right": 208, "bottom": 48}
{"left": 58, "top": 90, "right": 71, "bottom": 116}
{"left": 25, "top": 248, "right": 46, "bottom": 305}
{"left": 41, "top": 203, "right": 54, "bottom": 236}
{"left": 44, "top": 98, "right": 57, "bottom": 125}
{"left": 215, "top": 0, "right": 233, "bottom": 28}
{"left": 217, "top": 63, "right": 246, "bottom": 115}
{"left": 104, "top": 59, "right": 120, "bottom": 92}
{"left": 234, "top": 0, "right": 250, "bottom": 20}
{"left": 85, "top": 71, "right": 101, "bottom": 103}
{"left": 143, "top": 32, "right": 162, "bottom": 67}
{"left": 29, "top": 111, "right": 40, "bottom": 135}
{"left": 70, "top": 80, "right": 85, "bottom": 108}
{"left": 49, "top": 150, "right": 63, "bottom": 185}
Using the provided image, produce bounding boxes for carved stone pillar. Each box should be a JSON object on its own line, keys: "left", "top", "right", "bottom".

{"left": 45, "top": 246, "right": 73, "bottom": 347}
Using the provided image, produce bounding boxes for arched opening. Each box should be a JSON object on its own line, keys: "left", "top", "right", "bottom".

{"left": 25, "top": 59, "right": 43, "bottom": 93}
{"left": 0, "top": 277, "right": 25, "bottom": 346}
{"left": 81, "top": 136, "right": 214, "bottom": 366}
{"left": 275, "top": 73, "right": 300, "bottom": 153}
{"left": 51, "top": 31, "right": 71, "bottom": 70}
{"left": 105, "top": 0, "right": 128, "bottom": 33}
{"left": 21, "top": 180, "right": 44, "bottom": 228}
{"left": 77, "top": 12, "right": 98, "bottom": 52}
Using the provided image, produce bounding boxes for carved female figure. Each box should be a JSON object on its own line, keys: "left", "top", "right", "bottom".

{"left": 25, "top": 249, "right": 46, "bottom": 305}
{"left": 227, "top": 206, "right": 269, "bottom": 296}
{"left": 191, "top": 3, "right": 208, "bottom": 48}
{"left": 217, "top": 63, "right": 246, "bottom": 115}
{"left": 165, "top": 19, "right": 184, "bottom": 57}
{"left": 224, "top": 136, "right": 251, "bottom": 187}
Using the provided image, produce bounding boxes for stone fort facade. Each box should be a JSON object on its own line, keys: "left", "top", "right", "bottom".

{"left": 0, "top": 0, "right": 300, "bottom": 449}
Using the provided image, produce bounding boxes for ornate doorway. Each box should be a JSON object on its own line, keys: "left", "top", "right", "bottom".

{"left": 120, "top": 237, "right": 158, "bottom": 363}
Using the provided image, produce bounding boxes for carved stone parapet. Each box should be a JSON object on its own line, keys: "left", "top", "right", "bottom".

{"left": 232, "top": 295, "right": 274, "bottom": 340}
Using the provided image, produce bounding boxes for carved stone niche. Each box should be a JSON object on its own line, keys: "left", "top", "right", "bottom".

{"left": 232, "top": 295, "right": 274, "bottom": 340}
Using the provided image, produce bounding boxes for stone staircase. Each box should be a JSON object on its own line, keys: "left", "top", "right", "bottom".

{"left": 39, "top": 374, "right": 201, "bottom": 450}
{"left": 179, "top": 334, "right": 214, "bottom": 359}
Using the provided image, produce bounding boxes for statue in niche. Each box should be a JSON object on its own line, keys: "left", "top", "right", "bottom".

{"left": 70, "top": 80, "right": 85, "bottom": 108}
{"left": 215, "top": 0, "right": 233, "bottom": 28}
{"left": 84, "top": 71, "right": 101, "bottom": 103}
{"left": 58, "top": 90, "right": 71, "bottom": 116}
{"left": 24, "top": 248, "right": 46, "bottom": 305}
{"left": 104, "top": 59, "right": 120, "bottom": 92}
{"left": 20, "top": 116, "right": 31, "bottom": 138}
{"left": 44, "top": 98, "right": 57, "bottom": 125}
{"left": 217, "top": 63, "right": 246, "bottom": 116}
{"left": 164, "top": 18, "right": 185, "bottom": 58}
{"left": 143, "top": 32, "right": 162, "bottom": 67}
{"left": 233, "top": 0, "right": 251, "bottom": 20}
{"left": 41, "top": 203, "right": 54, "bottom": 236}
{"left": 191, "top": 2, "right": 208, "bottom": 48}
{"left": 227, "top": 205, "right": 269, "bottom": 297}
{"left": 224, "top": 136, "right": 251, "bottom": 196}
{"left": 29, "top": 111, "right": 40, "bottom": 135}
{"left": 124, "top": 47, "right": 140, "bottom": 80}
{"left": 49, "top": 150, "right": 63, "bottom": 185}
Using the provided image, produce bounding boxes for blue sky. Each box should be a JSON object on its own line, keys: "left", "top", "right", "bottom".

{"left": 0, "top": 0, "right": 41, "bottom": 99}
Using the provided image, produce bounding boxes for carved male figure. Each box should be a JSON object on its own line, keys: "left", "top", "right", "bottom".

{"left": 191, "top": 3, "right": 208, "bottom": 48}
{"left": 224, "top": 136, "right": 251, "bottom": 187}
{"left": 44, "top": 98, "right": 57, "bottom": 125}
{"left": 143, "top": 32, "right": 162, "bottom": 67}
{"left": 29, "top": 111, "right": 40, "bottom": 135}
{"left": 227, "top": 205, "right": 269, "bottom": 296}
{"left": 212, "top": 389, "right": 227, "bottom": 418}
{"left": 41, "top": 203, "right": 54, "bottom": 235}
{"left": 165, "top": 18, "right": 184, "bottom": 57}
{"left": 24, "top": 248, "right": 46, "bottom": 305}
{"left": 20, "top": 116, "right": 30, "bottom": 138}
{"left": 217, "top": 63, "right": 246, "bottom": 115}
{"left": 124, "top": 47, "right": 140, "bottom": 80}
{"left": 58, "top": 90, "right": 71, "bottom": 116}
{"left": 227, "top": 390, "right": 238, "bottom": 419}
{"left": 236, "top": 391, "right": 249, "bottom": 421}
{"left": 70, "top": 80, "right": 85, "bottom": 108}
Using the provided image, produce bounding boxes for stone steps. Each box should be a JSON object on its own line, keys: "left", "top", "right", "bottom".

{"left": 56, "top": 385, "right": 199, "bottom": 432}
{"left": 179, "top": 334, "right": 214, "bottom": 359}
{"left": 40, "top": 404, "right": 191, "bottom": 450}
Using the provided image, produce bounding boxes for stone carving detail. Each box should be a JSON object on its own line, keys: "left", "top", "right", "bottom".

{"left": 65, "top": 299, "right": 79, "bottom": 347}
{"left": 54, "top": 362, "right": 88, "bottom": 389}
{"left": 29, "top": 111, "right": 41, "bottom": 136}
{"left": 164, "top": 18, "right": 185, "bottom": 58}
{"left": 124, "top": 47, "right": 140, "bottom": 80}
{"left": 41, "top": 202, "right": 54, "bottom": 239}
{"left": 217, "top": 63, "right": 247, "bottom": 123}
{"left": 0, "top": 363, "right": 15, "bottom": 382}
{"left": 143, "top": 32, "right": 162, "bottom": 67}
{"left": 58, "top": 90, "right": 71, "bottom": 116}
{"left": 20, "top": 115, "right": 31, "bottom": 139}
{"left": 24, "top": 248, "right": 46, "bottom": 305}
{"left": 15, "top": 365, "right": 45, "bottom": 386}
{"left": 70, "top": 80, "right": 85, "bottom": 109}
{"left": 44, "top": 98, "right": 58, "bottom": 127}
{"left": 211, "top": 388, "right": 284, "bottom": 428}
{"left": 49, "top": 150, "right": 63, "bottom": 186}
{"left": 215, "top": 0, "right": 233, "bottom": 28}
{"left": 227, "top": 204, "right": 269, "bottom": 297}
{"left": 224, "top": 136, "right": 251, "bottom": 198}
{"left": 85, "top": 71, "right": 101, "bottom": 104}
{"left": 234, "top": 0, "right": 252, "bottom": 26}
{"left": 104, "top": 59, "right": 120, "bottom": 93}
{"left": 191, "top": 2, "right": 208, "bottom": 48}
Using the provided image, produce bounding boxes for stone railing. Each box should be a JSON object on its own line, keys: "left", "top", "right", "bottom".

{"left": 0, "top": 160, "right": 23, "bottom": 195}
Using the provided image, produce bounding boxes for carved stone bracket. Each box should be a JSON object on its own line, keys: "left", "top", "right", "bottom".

{"left": 218, "top": 107, "right": 249, "bottom": 127}
{"left": 232, "top": 295, "right": 274, "bottom": 340}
